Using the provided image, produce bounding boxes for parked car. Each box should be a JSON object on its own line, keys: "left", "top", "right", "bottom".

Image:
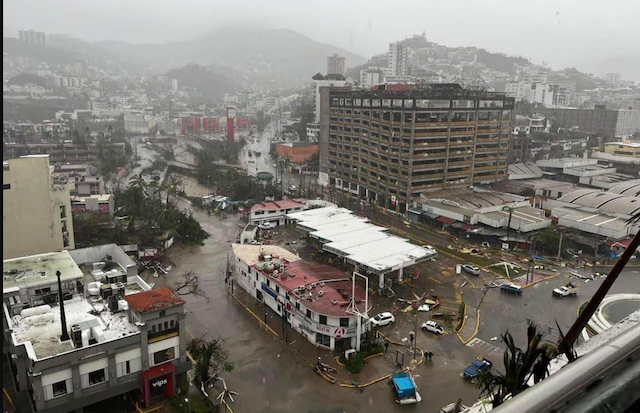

{"left": 553, "top": 286, "right": 578, "bottom": 297}
{"left": 462, "top": 264, "right": 481, "bottom": 276}
{"left": 500, "top": 283, "right": 523, "bottom": 295}
{"left": 259, "top": 222, "right": 276, "bottom": 230}
{"left": 463, "top": 358, "right": 492, "bottom": 381}
{"left": 421, "top": 320, "right": 445, "bottom": 335}
{"left": 369, "top": 312, "right": 395, "bottom": 327}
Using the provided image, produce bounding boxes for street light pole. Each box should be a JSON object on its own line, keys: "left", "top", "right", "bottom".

{"left": 557, "top": 231, "right": 564, "bottom": 261}
{"left": 184, "top": 397, "right": 190, "bottom": 413}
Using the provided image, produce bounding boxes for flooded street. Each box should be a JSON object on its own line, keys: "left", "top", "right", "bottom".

{"left": 160, "top": 197, "right": 481, "bottom": 413}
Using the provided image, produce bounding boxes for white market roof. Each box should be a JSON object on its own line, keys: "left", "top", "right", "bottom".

{"left": 288, "top": 207, "right": 437, "bottom": 274}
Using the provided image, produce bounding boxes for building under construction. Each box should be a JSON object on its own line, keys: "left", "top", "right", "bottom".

{"left": 318, "top": 83, "right": 515, "bottom": 213}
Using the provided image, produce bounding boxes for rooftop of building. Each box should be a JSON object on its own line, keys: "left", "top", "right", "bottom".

{"left": 508, "top": 162, "right": 543, "bottom": 180}
{"left": 124, "top": 287, "right": 185, "bottom": 314}
{"left": 231, "top": 244, "right": 367, "bottom": 317}
{"left": 3, "top": 251, "right": 83, "bottom": 292}
{"left": 9, "top": 286, "right": 145, "bottom": 360}
{"left": 536, "top": 158, "right": 598, "bottom": 168}
{"left": 421, "top": 188, "right": 526, "bottom": 210}
{"left": 286, "top": 207, "right": 437, "bottom": 274}
{"left": 520, "top": 179, "right": 579, "bottom": 193}
{"left": 604, "top": 141, "right": 640, "bottom": 148}
{"left": 564, "top": 164, "right": 615, "bottom": 173}
{"left": 276, "top": 142, "right": 318, "bottom": 148}
{"left": 582, "top": 173, "right": 638, "bottom": 185}
{"left": 608, "top": 179, "right": 640, "bottom": 196}
{"left": 557, "top": 189, "right": 640, "bottom": 216}
{"left": 554, "top": 207, "right": 633, "bottom": 231}
{"left": 72, "top": 194, "right": 112, "bottom": 202}
{"left": 331, "top": 83, "right": 511, "bottom": 100}
{"left": 251, "top": 199, "right": 306, "bottom": 212}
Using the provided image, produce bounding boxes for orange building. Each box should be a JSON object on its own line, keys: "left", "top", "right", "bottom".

{"left": 276, "top": 143, "right": 319, "bottom": 165}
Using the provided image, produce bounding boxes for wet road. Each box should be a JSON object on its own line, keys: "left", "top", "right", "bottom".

{"left": 163, "top": 196, "right": 483, "bottom": 413}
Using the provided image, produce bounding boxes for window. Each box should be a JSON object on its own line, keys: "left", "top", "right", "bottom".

{"left": 275, "top": 285, "right": 280, "bottom": 293}
{"left": 340, "top": 318, "right": 349, "bottom": 327}
{"left": 160, "top": 310, "right": 166, "bottom": 317}
{"left": 52, "top": 381, "right": 67, "bottom": 398}
{"left": 151, "top": 325, "right": 157, "bottom": 333}
{"left": 88, "top": 369, "right": 106, "bottom": 386}
{"left": 2, "top": 184, "right": 10, "bottom": 190}
{"left": 164, "top": 321, "right": 168, "bottom": 330}
{"left": 60, "top": 205, "right": 66, "bottom": 218}
{"left": 116, "top": 358, "right": 142, "bottom": 377}
{"left": 306, "top": 309, "right": 312, "bottom": 318}
{"left": 315, "top": 333, "right": 331, "bottom": 347}
{"left": 319, "top": 315, "right": 327, "bottom": 325}
{"left": 153, "top": 347, "right": 176, "bottom": 366}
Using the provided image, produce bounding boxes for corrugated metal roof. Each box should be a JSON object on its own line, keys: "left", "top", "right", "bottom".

{"left": 557, "top": 189, "right": 640, "bottom": 216}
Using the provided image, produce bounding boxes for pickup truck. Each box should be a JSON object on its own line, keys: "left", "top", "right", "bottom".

{"left": 463, "top": 358, "right": 492, "bottom": 382}
{"left": 553, "top": 286, "right": 578, "bottom": 297}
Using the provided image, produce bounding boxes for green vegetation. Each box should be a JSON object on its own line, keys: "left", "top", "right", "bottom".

{"left": 535, "top": 228, "right": 561, "bottom": 256}
{"left": 476, "top": 323, "right": 553, "bottom": 407}
{"left": 345, "top": 353, "right": 366, "bottom": 374}
{"left": 291, "top": 96, "right": 314, "bottom": 141}
{"left": 188, "top": 337, "right": 234, "bottom": 385}
{"left": 455, "top": 302, "right": 466, "bottom": 332}
{"left": 8, "top": 73, "right": 48, "bottom": 88}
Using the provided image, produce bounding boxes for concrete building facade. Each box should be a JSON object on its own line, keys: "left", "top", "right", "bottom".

{"left": 319, "top": 84, "right": 514, "bottom": 212}
{"left": 3, "top": 155, "right": 75, "bottom": 260}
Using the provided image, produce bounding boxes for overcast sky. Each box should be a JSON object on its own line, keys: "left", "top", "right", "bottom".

{"left": 4, "top": 0, "right": 639, "bottom": 79}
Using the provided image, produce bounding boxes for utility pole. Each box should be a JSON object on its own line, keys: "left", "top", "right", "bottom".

{"left": 557, "top": 231, "right": 564, "bottom": 261}
{"left": 413, "top": 311, "right": 418, "bottom": 359}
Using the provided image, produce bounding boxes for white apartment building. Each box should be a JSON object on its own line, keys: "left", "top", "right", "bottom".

{"left": 359, "top": 67, "right": 383, "bottom": 88}
{"left": 311, "top": 74, "right": 349, "bottom": 123}
{"left": 231, "top": 244, "right": 370, "bottom": 350}
{"left": 3, "top": 155, "right": 75, "bottom": 260}
{"left": 505, "top": 82, "right": 554, "bottom": 106}
{"left": 615, "top": 109, "right": 640, "bottom": 138}
{"left": 387, "top": 42, "right": 408, "bottom": 77}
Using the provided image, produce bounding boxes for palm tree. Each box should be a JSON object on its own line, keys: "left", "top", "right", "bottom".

{"left": 477, "top": 323, "right": 553, "bottom": 407}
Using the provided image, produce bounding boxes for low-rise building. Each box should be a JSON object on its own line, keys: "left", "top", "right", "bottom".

{"left": 232, "top": 244, "right": 369, "bottom": 350}
{"left": 72, "top": 194, "right": 115, "bottom": 215}
{"left": 3, "top": 249, "right": 190, "bottom": 413}
{"left": 3, "top": 156, "right": 75, "bottom": 260}
{"left": 275, "top": 143, "right": 319, "bottom": 165}
{"left": 249, "top": 200, "right": 307, "bottom": 226}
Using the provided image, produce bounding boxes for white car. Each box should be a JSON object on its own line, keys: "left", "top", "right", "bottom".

{"left": 259, "top": 222, "right": 276, "bottom": 230}
{"left": 421, "top": 320, "right": 445, "bottom": 335}
{"left": 369, "top": 312, "right": 395, "bottom": 327}
{"left": 462, "top": 264, "right": 481, "bottom": 276}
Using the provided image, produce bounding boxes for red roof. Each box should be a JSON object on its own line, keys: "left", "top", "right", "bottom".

{"left": 125, "top": 287, "right": 185, "bottom": 314}
{"left": 253, "top": 260, "right": 368, "bottom": 317}
{"left": 607, "top": 238, "right": 635, "bottom": 249}
{"left": 251, "top": 200, "right": 305, "bottom": 212}
{"left": 436, "top": 216, "right": 456, "bottom": 225}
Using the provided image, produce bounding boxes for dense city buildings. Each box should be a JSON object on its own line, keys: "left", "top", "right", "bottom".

{"left": 536, "top": 105, "right": 639, "bottom": 138}
{"left": 326, "top": 54, "right": 346, "bottom": 75}
{"left": 3, "top": 155, "right": 75, "bottom": 259}
{"left": 318, "top": 83, "right": 514, "bottom": 212}
{"left": 359, "top": 67, "right": 384, "bottom": 88}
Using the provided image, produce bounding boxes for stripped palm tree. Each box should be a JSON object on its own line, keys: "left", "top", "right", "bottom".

{"left": 477, "top": 323, "right": 552, "bottom": 407}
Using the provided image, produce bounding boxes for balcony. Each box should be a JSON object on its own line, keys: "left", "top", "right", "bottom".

{"left": 148, "top": 324, "right": 179, "bottom": 343}
{"left": 414, "top": 130, "right": 450, "bottom": 138}
{"left": 414, "top": 121, "right": 449, "bottom": 128}
{"left": 476, "top": 146, "right": 500, "bottom": 153}
{"left": 473, "top": 165, "right": 498, "bottom": 172}
{"left": 450, "top": 121, "right": 477, "bottom": 126}
{"left": 447, "top": 160, "right": 473, "bottom": 167}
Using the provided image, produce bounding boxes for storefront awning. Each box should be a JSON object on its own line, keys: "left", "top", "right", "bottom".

{"left": 142, "top": 362, "right": 175, "bottom": 380}
{"left": 436, "top": 216, "right": 456, "bottom": 225}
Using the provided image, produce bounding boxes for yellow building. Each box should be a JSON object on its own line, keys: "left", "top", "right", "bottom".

{"left": 3, "top": 155, "right": 75, "bottom": 259}
{"left": 603, "top": 141, "right": 640, "bottom": 157}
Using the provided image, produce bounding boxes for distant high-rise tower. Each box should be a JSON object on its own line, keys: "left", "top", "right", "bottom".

{"left": 171, "top": 79, "right": 179, "bottom": 91}
{"left": 18, "top": 29, "right": 46, "bottom": 46}
{"left": 387, "top": 42, "right": 408, "bottom": 77}
{"left": 327, "top": 54, "right": 346, "bottom": 75}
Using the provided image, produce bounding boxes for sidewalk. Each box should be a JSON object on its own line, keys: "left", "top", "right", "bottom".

{"left": 456, "top": 305, "right": 480, "bottom": 345}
